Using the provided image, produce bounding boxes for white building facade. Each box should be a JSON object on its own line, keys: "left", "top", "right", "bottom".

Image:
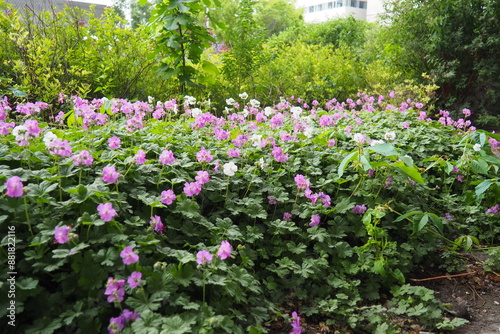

{"left": 295, "top": 0, "right": 386, "bottom": 23}
{"left": 5, "top": 0, "right": 108, "bottom": 16}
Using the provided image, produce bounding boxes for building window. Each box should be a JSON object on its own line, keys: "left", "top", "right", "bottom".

{"left": 359, "top": 1, "right": 367, "bottom": 9}
{"left": 327, "top": 2, "right": 333, "bottom": 9}
{"left": 351, "top": 0, "right": 357, "bottom": 7}
{"left": 316, "top": 4, "right": 323, "bottom": 11}
{"left": 308, "top": 5, "right": 315, "bottom": 13}
{"left": 336, "top": 0, "right": 343, "bottom": 7}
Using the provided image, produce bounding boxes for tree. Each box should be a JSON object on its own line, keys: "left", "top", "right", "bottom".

{"left": 254, "top": 0, "right": 302, "bottom": 38}
{"left": 384, "top": 0, "right": 500, "bottom": 126}
{"left": 220, "top": 0, "right": 265, "bottom": 95}
{"left": 131, "top": 0, "right": 153, "bottom": 28}
{"left": 145, "top": 0, "right": 221, "bottom": 95}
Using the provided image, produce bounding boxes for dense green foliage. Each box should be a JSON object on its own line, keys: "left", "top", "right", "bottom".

{"left": 0, "top": 92, "right": 498, "bottom": 332}
{"left": 0, "top": 1, "right": 170, "bottom": 103}
{"left": 384, "top": 0, "right": 500, "bottom": 128}
{"left": 146, "top": 0, "right": 221, "bottom": 93}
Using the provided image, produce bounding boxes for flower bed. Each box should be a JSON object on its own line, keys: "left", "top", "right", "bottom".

{"left": 0, "top": 93, "right": 498, "bottom": 333}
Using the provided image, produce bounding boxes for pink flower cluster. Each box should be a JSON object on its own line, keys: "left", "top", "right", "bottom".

{"left": 196, "top": 241, "right": 233, "bottom": 264}
{"left": 159, "top": 149, "right": 176, "bottom": 164}
{"left": 16, "top": 101, "right": 49, "bottom": 116}
{"left": 197, "top": 147, "right": 213, "bottom": 163}
{"left": 272, "top": 146, "right": 288, "bottom": 162}
{"left": 486, "top": 204, "right": 499, "bottom": 216}
{"left": 150, "top": 215, "right": 165, "bottom": 234}
{"left": 72, "top": 150, "right": 93, "bottom": 166}
{"left": 47, "top": 139, "right": 72, "bottom": 157}
{"left": 184, "top": 182, "right": 202, "bottom": 196}
{"left": 290, "top": 311, "right": 302, "bottom": 334}
{"left": 104, "top": 277, "right": 125, "bottom": 303}
{"left": 107, "top": 309, "right": 140, "bottom": 334}
{"left": 352, "top": 204, "right": 367, "bottom": 214}
{"left": 134, "top": 150, "right": 147, "bottom": 164}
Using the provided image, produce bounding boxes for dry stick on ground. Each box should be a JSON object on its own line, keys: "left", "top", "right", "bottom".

{"left": 410, "top": 271, "right": 477, "bottom": 282}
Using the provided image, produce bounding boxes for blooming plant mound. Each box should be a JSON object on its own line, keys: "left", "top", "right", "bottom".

{"left": 0, "top": 93, "right": 499, "bottom": 333}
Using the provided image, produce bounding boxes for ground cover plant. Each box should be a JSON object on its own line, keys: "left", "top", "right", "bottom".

{"left": 0, "top": 91, "right": 499, "bottom": 333}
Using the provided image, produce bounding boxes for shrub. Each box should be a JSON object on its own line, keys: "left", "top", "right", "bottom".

{"left": 1, "top": 92, "right": 498, "bottom": 333}
{"left": 0, "top": 1, "right": 171, "bottom": 104}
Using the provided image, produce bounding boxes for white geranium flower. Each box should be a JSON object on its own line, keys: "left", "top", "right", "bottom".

{"left": 226, "top": 98, "right": 236, "bottom": 106}
{"left": 257, "top": 157, "right": 267, "bottom": 170}
{"left": 148, "top": 96, "right": 154, "bottom": 104}
{"left": 370, "top": 139, "right": 385, "bottom": 146}
{"left": 290, "top": 106, "right": 302, "bottom": 118}
{"left": 191, "top": 108, "right": 202, "bottom": 117}
{"left": 473, "top": 143, "right": 482, "bottom": 152}
{"left": 264, "top": 107, "right": 273, "bottom": 116}
{"left": 12, "top": 125, "right": 28, "bottom": 141}
{"left": 384, "top": 131, "right": 396, "bottom": 141}
{"left": 43, "top": 131, "right": 58, "bottom": 146}
{"left": 303, "top": 126, "right": 314, "bottom": 138}
{"left": 250, "top": 134, "right": 262, "bottom": 147}
{"left": 249, "top": 99, "right": 260, "bottom": 108}
{"left": 184, "top": 95, "right": 196, "bottom": 105}
{"left": 242, "top": 109, "right": 249, "bottom": 117}
{"left": 353, "top": 133, "right": 366, "bottom": 144}
{"left": 238, "top": 92, "right": 248, "bottom": 100}
{"left": 223, "top": 161, "right": 238, "bottom": 176}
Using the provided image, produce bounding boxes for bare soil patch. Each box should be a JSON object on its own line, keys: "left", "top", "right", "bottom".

{"left": 413, "top": 252, "right": 500, "bottom": 334}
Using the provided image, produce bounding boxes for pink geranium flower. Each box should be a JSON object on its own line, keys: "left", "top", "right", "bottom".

{"left": 102, "top": 166, "right": 120, "bottom": 183}
{"left": 159, "top": 149, "right": 176, "bottom": 164}
{"left": 97, "top": 203, "right": 117, "bottom": 222}
{"left": 160, "top": 189, "right": 176, "bottom": 205}
{"left": 184, "top": 182, "right": 202, "bottom": 196}
{"left": 108, "top": 136, "right": 121, "bottom": 149}
{"left": 195, "top": 170, "right": 210, "bottom": 184}
{"left": 54, "top": 226, "right": 70, "bottom": 244}
{"left": 150, "top": 215, "right": 165, "bottom": 234}
{"left": 5, "top": 176, "right": 23, "bottom": 197}
{"left": 134, "top": 150, "right": 147, "bottom": 164}
{"left": 217, "top": 241, "right": 232, "bottom": 260}
{"left": 196, "top": 250, "right": 213, "bottom": 264}
{"left": 309, "top": 214, "right": 320, "bottom": 227}
{"left": 120, "top": 246, "right": 139, "bottom": 265}
{"left": 127, "top": 271, "right": 142, "bottom": 288}
{"left": 196, "top": 147, "right": 214, "bottom": 163}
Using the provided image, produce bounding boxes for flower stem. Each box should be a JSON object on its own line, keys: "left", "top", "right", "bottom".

{"left": 224, "top": 175, "right": 230, "bottom": 207}
{"left": 24, "top": 196, "right": 33, "bottom": 236}
{"left": 115, "top": 182, "right": 122, "bottom": 209}
{"left": 58, "top": 165, "right": 63, "bottom": 202}
{"left": 202, "top": 268, "right": 207, "bottom": 305}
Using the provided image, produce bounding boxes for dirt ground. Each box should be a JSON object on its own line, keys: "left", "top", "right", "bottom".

{"left": 414, "top": 252, "right": 500, "bottom": 334}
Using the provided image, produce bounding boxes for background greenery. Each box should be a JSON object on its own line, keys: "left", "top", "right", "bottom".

{"left": 3, "top": 0, "right": 498, "bottom": 127}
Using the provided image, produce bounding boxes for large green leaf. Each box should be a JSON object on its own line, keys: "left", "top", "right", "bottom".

{"left": 338, "top": 151, "right": 358, "bottom": 178}
{"left": 369, "top": 143, "right": 399, "bottom": 156}
{"left": 393, "top": 161, "right": 425, "bottom": 184}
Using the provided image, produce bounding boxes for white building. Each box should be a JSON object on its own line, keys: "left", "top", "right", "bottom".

{"left": 5, "top": 0, "right": 109, "bottom": 16}
{"left": 295, "top": 0, "right": 386, "bottom": 23}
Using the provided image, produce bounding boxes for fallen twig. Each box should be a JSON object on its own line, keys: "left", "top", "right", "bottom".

{"left": 410, "top": 271, "right": 477, "bottom": 282}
